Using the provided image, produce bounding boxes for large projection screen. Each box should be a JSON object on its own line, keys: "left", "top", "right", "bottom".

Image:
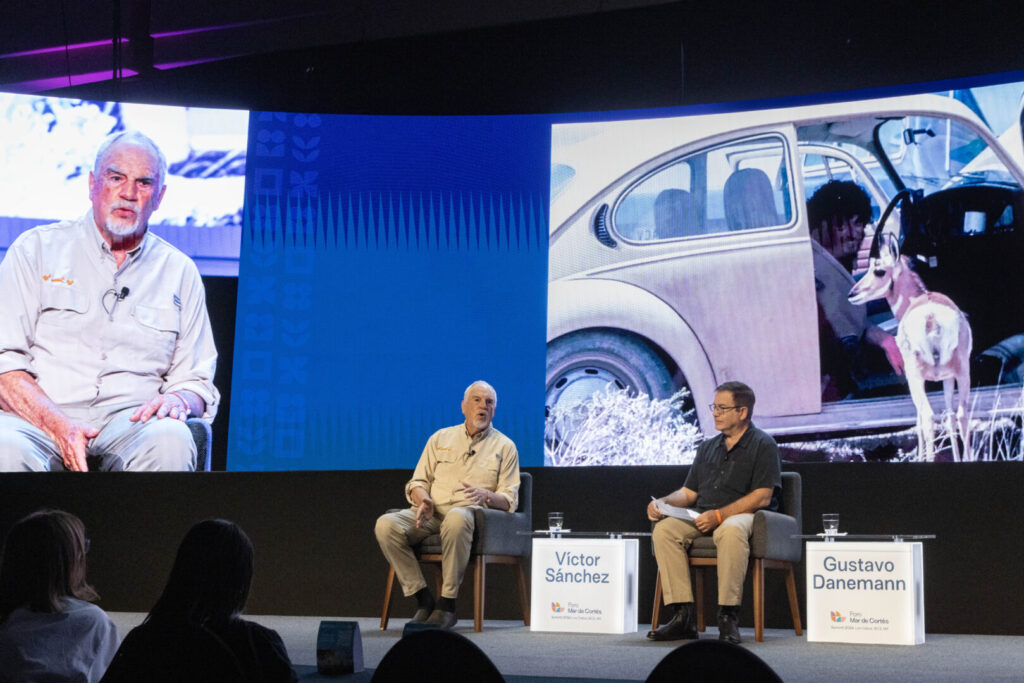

{"left": 3, "top": 72, "right": 1022, "bottom": 472}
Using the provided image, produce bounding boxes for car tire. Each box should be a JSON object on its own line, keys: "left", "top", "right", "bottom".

{"left": 545, "top": 330, "right": 677, "bottom": 416}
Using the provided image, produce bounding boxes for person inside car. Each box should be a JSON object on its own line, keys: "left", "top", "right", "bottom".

{"left": 807, "top": 180, "right": 903, "bottom": 399}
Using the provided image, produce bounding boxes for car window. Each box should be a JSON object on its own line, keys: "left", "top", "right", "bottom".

{"left": 550, "top": 163, "right": 576, "bottom": 203}
{"left": 613, "top": 135, "right": 793, "bottom": 242}
{"left": 802, "top": 153, "right": 881, "bottom": 221}
{"left": 877, "top": 115, "right": 1016, "bottom": 191}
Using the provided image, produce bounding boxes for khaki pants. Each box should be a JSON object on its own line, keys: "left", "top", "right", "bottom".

{"left": 0, "top": 408, "right": 196, "bottom": 472}
{"left": 651, "top": 513, "right": 754, "bottom": 607}
{"left": 374, "top": 506, "right": 475, "bottom": 599}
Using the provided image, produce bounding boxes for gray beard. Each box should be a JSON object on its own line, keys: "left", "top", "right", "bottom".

{"left": 105, "top": 217, "right": 141, "bottom": 237}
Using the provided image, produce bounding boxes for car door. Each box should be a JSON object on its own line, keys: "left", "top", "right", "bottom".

{"left": 579, "top": 127, "right": 821, "bottom": 423}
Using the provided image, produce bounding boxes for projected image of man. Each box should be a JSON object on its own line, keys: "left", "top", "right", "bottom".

{"left": 374, "top": 381, "right": 520, "bottom": 630}
{"left": 0, "top": 130, "right": 219, "bottom": 472}
{"left": 646, "top": 381, "right": 780, "bottom": 644}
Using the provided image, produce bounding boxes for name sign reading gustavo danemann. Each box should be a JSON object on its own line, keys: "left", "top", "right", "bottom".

{"left": 806, "top": 541, "right": 924, "bottom": 645}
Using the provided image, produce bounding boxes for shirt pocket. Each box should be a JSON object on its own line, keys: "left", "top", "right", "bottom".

{"left": 37, "top": 285, "right": 89, "bottom": 329}
{"left": 432, "top": 447, "right": 463, "bottom": 495}
{"left": 131, "top": 304, "right": 181, "bottom": 364}
{"left": 723, "top": 455, "right": 757, "bottom": 491}
{"left": 467, "top": 452, "right": 501, "bottom": 488}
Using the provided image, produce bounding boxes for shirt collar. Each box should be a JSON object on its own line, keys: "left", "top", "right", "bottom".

{"left": 465, "top": 424, "right": 492, "bottom": 442}
{"left": 714, "top": 422, "right": 756, "bottom": 453}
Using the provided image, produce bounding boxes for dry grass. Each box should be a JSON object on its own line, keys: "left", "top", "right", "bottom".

{"left": 544, "top": 386, "right": 702, "bottom": 466}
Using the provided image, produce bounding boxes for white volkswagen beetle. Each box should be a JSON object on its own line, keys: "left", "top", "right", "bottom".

{"left": 548, "top": 93, "right": 1024, "bottom": 441}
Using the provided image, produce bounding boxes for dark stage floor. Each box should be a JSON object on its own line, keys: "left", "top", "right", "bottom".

{"left": 109, "top": 613, "right": 1024, "bottom": 682}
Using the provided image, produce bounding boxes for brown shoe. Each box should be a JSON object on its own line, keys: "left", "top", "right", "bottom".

{"left": 647, "top": 604, "right": 698, "bottom": 641}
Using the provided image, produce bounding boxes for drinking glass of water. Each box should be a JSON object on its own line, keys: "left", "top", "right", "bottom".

{"left": 822, "top": 513, "right": 840, "bottom": 537}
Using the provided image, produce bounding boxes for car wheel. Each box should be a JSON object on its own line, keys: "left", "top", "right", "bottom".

{"left": 545, "top": 330, "right": 677, "bottom": 416}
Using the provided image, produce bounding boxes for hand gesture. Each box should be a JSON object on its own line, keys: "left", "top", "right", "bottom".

{"left": 51, "top": 418, "right": 99, "bottom": 472}
{"left": 647, "top": 499, "right": 666, "bottom": 521}
{"left": 130, "top": 392, "right": 190, "bottom": 423}
{"left": 415, "top": 497, "right": 435, "bottom": 528}
{"left": 694, "top": 510, "right": 719, "bottom": 534}
{"left": 461, "top": 481, "right": 490, "bottom": 506}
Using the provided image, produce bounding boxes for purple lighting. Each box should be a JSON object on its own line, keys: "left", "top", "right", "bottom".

{"left": 13, "top": 69, "right": 139, "bottom": 93}
{"left": 154, "top": 57, "right": 233, "bottom": 70}
{"left": 0, "top": 38, "right": 129, "bottom": 60}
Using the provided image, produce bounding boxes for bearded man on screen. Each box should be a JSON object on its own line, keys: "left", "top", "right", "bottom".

{"left": 0, "top": 130, "right": 218, "bottom": 472}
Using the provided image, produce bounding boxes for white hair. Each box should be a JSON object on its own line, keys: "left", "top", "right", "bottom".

{"left": 93, "top": 130, "right": 167, "bottom": 189}
{"left": 463, "top": 380, "right": 497, "bottom": 404}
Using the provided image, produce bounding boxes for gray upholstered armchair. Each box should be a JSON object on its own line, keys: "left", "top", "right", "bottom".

{"left": 185, "top": 417, "right": 213, "bottom": 471}
{"left": 380, "top": 471, "right": 532, "bottom": 632}
{"left": 651, "top": 470, "right": 803, "bottom": 642}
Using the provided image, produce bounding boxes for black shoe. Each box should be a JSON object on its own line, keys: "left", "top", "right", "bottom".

{"left": 406, "top": 607, "right": 432, "bottom": 625}
{"left": 717, "top": 606, "right": 741, "bottom": 644}
{"left": 647, "top": 604, "right": 698, "bottom": 641}
{"left": 424, "top": 608, "right": 457, "bottom": 630}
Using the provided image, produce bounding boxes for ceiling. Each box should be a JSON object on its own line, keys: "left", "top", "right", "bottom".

{"left": 0, "top": 0, "right": 673, "bottom": 92}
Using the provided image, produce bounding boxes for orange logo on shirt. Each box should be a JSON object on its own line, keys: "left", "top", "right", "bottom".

{"left": 41, "top": 275, "right": 73, "bottom": 286}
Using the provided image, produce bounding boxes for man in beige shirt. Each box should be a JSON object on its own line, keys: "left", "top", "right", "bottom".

{"left": 0, "top": 131, "right": 218, "bottom": 472}
{"left": 375, "top": 380, "right": 520, "bottom": 630}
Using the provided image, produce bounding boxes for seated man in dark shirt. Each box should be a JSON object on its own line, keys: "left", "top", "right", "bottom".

{"left": 645, "top": 381, "right": 781, "bottom": 644}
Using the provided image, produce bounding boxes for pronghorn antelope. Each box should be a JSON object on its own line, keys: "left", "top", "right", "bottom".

{"left": 848, "top": 228, "right": 973, "bottom": 461}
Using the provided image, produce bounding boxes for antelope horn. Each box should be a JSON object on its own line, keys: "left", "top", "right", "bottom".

{"left": 871, "top": 188, "right": 913, "bottom": 260}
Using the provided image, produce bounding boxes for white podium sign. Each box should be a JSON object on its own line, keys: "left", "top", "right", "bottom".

{"left": 530, "top": 537, "right": 638, "bottom": 634}
{"left": 806, "top": 541, "right": 924, "bottom": 645}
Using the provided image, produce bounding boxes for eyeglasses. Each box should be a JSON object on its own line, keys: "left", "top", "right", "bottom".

{"left": 709, "top": 404, "right": 743, "bottom": 415}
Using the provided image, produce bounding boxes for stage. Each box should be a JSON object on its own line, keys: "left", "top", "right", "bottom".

{"left": 4, "top": 465, "right": 1023, "bottom": 640}
{"left": 108, "top": 613, "right": 1024, "bottom": 682}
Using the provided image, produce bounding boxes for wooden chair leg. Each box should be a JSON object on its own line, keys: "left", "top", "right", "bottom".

{"left": 473, "top": 555, "right": 485, "bottom": 632}
{"left": 785, "top": 563, "right": 803, "bottom": 636}
{"left": 694, "top": 567, "right": 706, "bottom": 632}
{"left": 753, "top": 558, "right": 765, "bottom": 642}
{"left": 380, "top": 565, "right": 396, "bottom": 630}
{"left": 515, "top": 558, "right": 530, "bottom": 626}
{"left": 651, "top": 570, "right": 663, "bottom": 629}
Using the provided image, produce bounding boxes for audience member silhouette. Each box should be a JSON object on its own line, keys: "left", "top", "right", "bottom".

{"left": 0, "top": 509, "right": 118, "bottom": 682}
{"left": 100, "top": 519, "right": 296, "bottom": 682}
{"left": 645, "top": 639, "right": 782, "bottom": 683}
{"left": 371, "top": 629, "right": 505, "bottom": 683}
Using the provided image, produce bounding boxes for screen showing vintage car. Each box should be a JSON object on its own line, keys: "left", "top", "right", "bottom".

{"left": 546, "top": 79, "right": 1024, "bottom": 465}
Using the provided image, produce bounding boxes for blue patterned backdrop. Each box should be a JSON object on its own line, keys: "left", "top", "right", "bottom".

{"left": 228, "top": 111, "right": 550, "bottom": 470}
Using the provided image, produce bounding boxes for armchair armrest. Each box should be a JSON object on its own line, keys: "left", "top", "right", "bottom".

{"left": 186, "top": 417, "right": 212, "bottom": 471}
{"left": 473, "top": 507, "right": 531, "bottom": 556}
{"left": 751, "top": 509, "right": 801, "bottom": 562}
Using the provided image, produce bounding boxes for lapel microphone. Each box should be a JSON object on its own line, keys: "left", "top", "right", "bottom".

{"left": 109, "top": 286, "right": 130, "bottom": 319}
